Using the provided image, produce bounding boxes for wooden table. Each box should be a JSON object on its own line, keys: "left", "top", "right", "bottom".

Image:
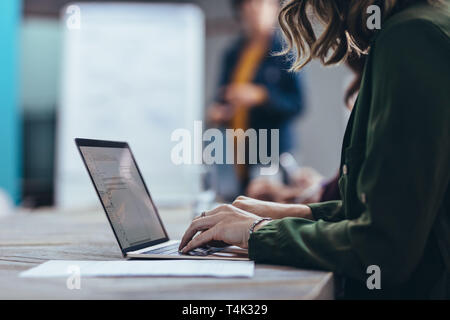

{"left": 0, "top": 207, "right": 334, "bottom": 299}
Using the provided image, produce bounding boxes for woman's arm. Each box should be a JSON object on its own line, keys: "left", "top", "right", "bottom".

{"left": 232, "top": 196, "right": 314, "bottom": 220}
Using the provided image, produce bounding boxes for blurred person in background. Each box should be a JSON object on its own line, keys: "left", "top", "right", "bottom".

{"left": 208, "top": 0, "right": 304, "bottom": 197}
{"left": 246, "top": 53, "right": 367, "bottom": 204}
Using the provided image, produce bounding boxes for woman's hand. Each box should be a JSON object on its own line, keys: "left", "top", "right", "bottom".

{"left": 232, "top": 196, "right": 313, "bottom": 220}
{"left": 179, "top": 204, "right": 260, "bottom": 253}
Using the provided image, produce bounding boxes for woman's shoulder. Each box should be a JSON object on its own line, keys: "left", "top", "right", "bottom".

{"left": 365, "top": 3, "right": 450, "bottom": 114}
{"left": 375, "top": 2, "right": 450, "bottom": 45}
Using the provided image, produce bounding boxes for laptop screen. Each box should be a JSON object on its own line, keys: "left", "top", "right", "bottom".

{"left": 79, "top": 145, "right": 167, "bottom": 250}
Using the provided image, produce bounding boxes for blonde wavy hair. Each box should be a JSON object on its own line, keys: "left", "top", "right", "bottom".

{"left": 278, "top": 0, "right": 441, "bottom": 71}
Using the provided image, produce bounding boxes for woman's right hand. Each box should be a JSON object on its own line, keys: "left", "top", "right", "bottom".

{"left": 232, "top": 196, "right": 313, "bottom": 220}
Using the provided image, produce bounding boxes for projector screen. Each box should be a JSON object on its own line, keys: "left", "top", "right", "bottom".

{"left": 56, "top": 3, "right": 204, "bottom": 208}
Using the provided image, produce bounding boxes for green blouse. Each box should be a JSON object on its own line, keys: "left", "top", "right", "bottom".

{"left": 248, "top": 2, "right": 450, "bottom": 299}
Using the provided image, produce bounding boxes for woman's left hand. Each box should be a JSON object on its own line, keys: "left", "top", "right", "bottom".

{"left": 178, "top": 204, "right": 261, "bottom": 253}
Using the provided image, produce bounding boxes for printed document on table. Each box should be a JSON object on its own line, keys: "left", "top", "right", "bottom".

{"left": 20, "top": 260, "right": 255, "bottom": 278}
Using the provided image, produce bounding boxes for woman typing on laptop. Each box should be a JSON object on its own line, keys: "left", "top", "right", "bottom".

{"left": 180, "top": 0, "right": 450, "bottom": 299}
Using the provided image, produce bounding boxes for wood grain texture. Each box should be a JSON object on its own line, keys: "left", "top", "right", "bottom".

{"left": 0, "top": 207, "right": 334, "bottom": 299}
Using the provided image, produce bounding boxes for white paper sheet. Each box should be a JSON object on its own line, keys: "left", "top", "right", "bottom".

{"left": 20, "top": 260, "right": 254, "bottom": 278}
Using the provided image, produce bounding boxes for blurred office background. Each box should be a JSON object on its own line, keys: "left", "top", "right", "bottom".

{"left": 0, "top": 0, "right": 351, "bottom": 210}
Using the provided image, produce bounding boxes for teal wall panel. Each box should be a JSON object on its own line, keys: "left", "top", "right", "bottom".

{"left": 0, "top": 0, "right": 22, "bottom": 204}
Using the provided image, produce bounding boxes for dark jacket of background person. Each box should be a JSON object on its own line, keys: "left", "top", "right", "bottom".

{"left": 248, "top": 3, "right": 450, "bottom": 299}
{"left": 216, "top": 35, "right": 304, "bottom": 153}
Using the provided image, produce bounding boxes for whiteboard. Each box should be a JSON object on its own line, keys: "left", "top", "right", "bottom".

{"left": 56, "top": 3, "right": 204, "bottom": 208}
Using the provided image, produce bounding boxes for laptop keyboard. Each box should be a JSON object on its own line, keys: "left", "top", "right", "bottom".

{"left": 142, "top": 243, "right": 223, "bottom": 256}
{"left": 142, "top": 243, "right": 182, "bottom": 256}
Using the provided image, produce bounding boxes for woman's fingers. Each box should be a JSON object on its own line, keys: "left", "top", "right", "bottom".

{"left": 192, "top": 204, "right": 232, "bottom": 221}
{"left": 232, "top": 199, "right": 248, "bottom": 211}
{"left": 180, "top": 203, "right": 258, "bottom": 252}
{"left": 181, "top": 227, "right": 218, "bottom": 253}
{"left": 179, "top": 213, "right": 223, "bottom": 250}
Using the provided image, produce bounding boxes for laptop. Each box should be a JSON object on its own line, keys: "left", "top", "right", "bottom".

{"left": 75, "top": 138, "right": 248, "bottom": 260}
